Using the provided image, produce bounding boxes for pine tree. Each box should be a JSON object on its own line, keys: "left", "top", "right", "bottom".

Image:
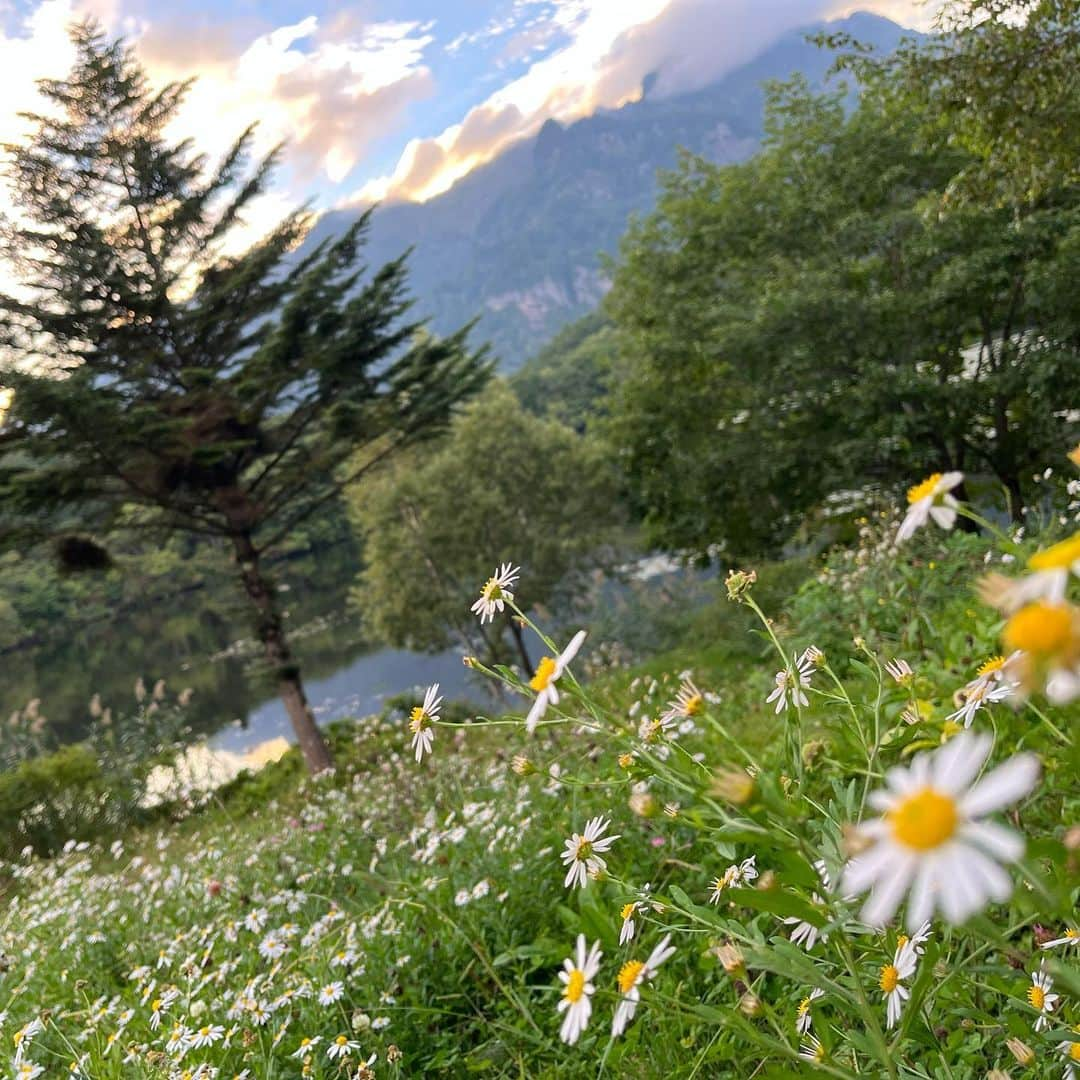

{"left": 0, "top": 23, "right": 490, "bottom": 772}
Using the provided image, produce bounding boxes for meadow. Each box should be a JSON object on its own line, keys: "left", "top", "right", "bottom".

{"left": 1, "top": 468, "right": 1077, "bottom": 1079}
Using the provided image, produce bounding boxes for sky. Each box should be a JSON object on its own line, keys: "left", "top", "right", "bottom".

{"left": 0, "top": 0, "right": 937, "bottom": 239}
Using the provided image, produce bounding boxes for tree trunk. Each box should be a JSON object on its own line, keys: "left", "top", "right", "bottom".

{"left": 231, "top": 531, "right": 333, "bottom": 774}
{"left": 509, "top": 618, "right": 534, "bottom": 678}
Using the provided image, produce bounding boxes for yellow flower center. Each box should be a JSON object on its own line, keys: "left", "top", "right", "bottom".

{"left": 683, "top": 693, "right": 704, "bottom": 715}
{"left": 1028, "top": 533, "right": 1080, "bottom": 572}
{"left": 617, "top": 960, "right": 645, "bottom": 994}
{"left": 408, "top": 706, "right": 428, "bottom": 734}
{"left": 879, "top": 965, "right": 899, "bottom": 993}
{"left": 1028, "top": 983, "right": 1045, "bottom": 1010}
{"left": 199, "top": 1027, "right": 210, "bottom": 1037}
{"left": 620, "top": 902, "right": 636, "bottom": 922}
{"left": 530, "top": 656, "right": 557, "bottom": 692}
{"left": 976, "top": 655, "right": 1006, "bottom": 677}
{"left": 889, "top": 787, "right": 958, "bottom": 850}
{"left": 300, "top": 1038, "right": 313, "bottom": 1047}
{"left": 1004, "top": 602, "right": 1075, "bottom": 658}
{"left": 335, "top": 1035, "right": 349, "bottom": 1046}
{"left": 564, "top": 968, "right": 586, "bottom": 1004}
{"left": 574, "top": 838, "right": 593, "bottom": 862}
{"left": 151, "top": 1000, "right": 161, "bottom": 1011}
{"left": 481, "top": 577, "right": 504, "bottom": 601}
{"left": 907, "top": 473, "right": 943, "bottom": 504}
{"left": 1070, "top": 1041, "right": 1080, "bottom": 1063}
{"left": 896, "top": 934, "right": 909, "bottom": 950}
{"left": 797, "top": 996, "right": 812, "bottom": 1016}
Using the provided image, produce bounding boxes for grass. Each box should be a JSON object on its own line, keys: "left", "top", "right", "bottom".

{"left": 0, "top": 519, "right": 1077, "bottom": 1078}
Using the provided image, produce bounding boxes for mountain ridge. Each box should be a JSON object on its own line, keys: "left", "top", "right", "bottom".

{"left": 306, "top": 11, "right": 913, "bottom": 368}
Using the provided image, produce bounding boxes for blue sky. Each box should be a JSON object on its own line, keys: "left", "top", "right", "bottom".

{"left": 0, "top": 0, "right": 929, "bottom": 239}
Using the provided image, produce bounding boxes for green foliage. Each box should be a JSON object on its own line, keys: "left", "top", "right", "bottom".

{"left": 836, "top": 0, "right": 1080, "bottom": 204}
{"left": 510, "top": 312, "right": 617, "bottom": 433}
{"left": 349, "top": 382, "right": 621, "bottom": 663}
{"left": 604, "top": 75, "right": 1080, "bottom": 557}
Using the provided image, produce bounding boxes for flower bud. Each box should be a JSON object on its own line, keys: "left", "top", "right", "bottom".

{"left": 724, "top": 568, "right": 757, "bottom": 602}
{"left": 511, "top": 754, "right": 534, "bottom": 777}
{"left": 1005, "top": 1038, "right": 1034, "bottom": 1066}
{"left": 738, "top": 991, "right": 762, "bottom": 1017}
{"left": 628, "top": 791, "right": 658, "bottom": 818}
{"left": 710, "top": 766, "right": 755, "bottom": 805}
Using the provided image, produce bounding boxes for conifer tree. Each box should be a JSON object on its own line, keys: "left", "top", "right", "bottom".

{"left": 0, "top": 24, "right": 490, "bottom": 772}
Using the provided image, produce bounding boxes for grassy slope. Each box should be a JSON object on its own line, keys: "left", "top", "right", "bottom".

{"left": 0, "top": 532, "right": 1075, "bottom": 1078}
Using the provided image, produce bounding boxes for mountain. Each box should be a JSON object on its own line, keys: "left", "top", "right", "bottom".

{"left": 306, "top": 12, "right": 912, "bottom": 369}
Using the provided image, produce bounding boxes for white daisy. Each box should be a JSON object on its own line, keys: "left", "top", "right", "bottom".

{"left": 326, "top": 1034, "right": 363, "bottom": 1060}
{"left": 896, "top": 471, "right": 963, "bottom": 542}
{"left": 317, "top": 981, "right": 344, "bottom": 1006}
{"left": 661, "top": 678, "right": 706, "bottom": 725}
{"left": 291, "top": 1036, "right": 322, "bottom": 1059}
{"left": 1028, "top": 966, "right": 1059, "bottom": 1031}
{"left": 947, "top": 655, "right": 1020, "bottom": 728}
{"left": 611, "top": 935, "right": 676, "bottom": 1037}
{"left": 190, "top": 1024, "right": 224, "bottom": 1049}
{"left": 561, "top": 815, "right": 619, "bottom": 889}
{"left": 996, "top": 534, "right": 1080, "bottom": 611}
{"left": 885, "top": 658, "right": 914, "bottom": 685}
{"left": 408, "top": 684, "right": 442, "bottom": 763}
{"left": 526, "top": 630, "right": 586, "bottom": 733}
{"left": 783, "top": 861, "right": 831, "bottom": 950}
{"left": 1041, "top": 928, "right": 1080, "bottom": 950}
{"left": 556, "top": 934, "right": 602, "bottom": 1045}
{"left": 470, "top": 563, "right": 520, "bottom": 622}
{"left": 880, "top": 939, "right": 918, "bottom": 1029}
{"left": 798, "top": 1034, "right": 826, "bottom": 1064}
{"left": 765, "top": 653, "right": 813, "bottom": 714}
{"left": 1057, "top": 1025, "right": 1080, "bottom": 1077}
{"left": 709, "top": 855, "right": 758, "bottom": 901}
{"left": 618, "top": 901, "right": 640, "bottom": 945}
{"left": 796, "top": 987, "right": 825, "bottom": 1034}
{"left": 840, "top": 732, "right": 1039, "bottom": 930}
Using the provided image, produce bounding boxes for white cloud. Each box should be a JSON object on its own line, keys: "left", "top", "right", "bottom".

{"left": 347, "top": 0, "right": 930, "bottom": 208}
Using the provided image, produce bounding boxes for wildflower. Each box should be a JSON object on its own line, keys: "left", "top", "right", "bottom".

{"left": 318, "top": 981, "right": 345, "bottom": 1006}
{"left": 783, "top": 860, "right": 830, "bottom": 950}
{"left": 880, "top": 939, "right": 918, "bottom": 1029}
{"left": 291, "top": 1036, "right": 322, "bottom": 1059}
{"left": 15, "top": 1064, "right": 44, "bottom": 1080}
{"left": 561, "top": 816, "right": 619, "bottom": 889}
{"left": 885, "top": 658, "right": 914, "bottom": 685}
{"left": 661, "top": 678, "right": 705, "bottom": 724}
{"left": 258, "top": 934, "right": 287, "bottom": 961}
{"left": 1028, "top": 967, "right": 1058, "bottom": 1031}
{"left": 511, "top": 754, "right": 534, "bottom": 776}
{"left": 840, "top": 732, "right": 1039, "bottom": 929}
{"left": 556, "top": 934, "right": 601, "bottom": 1045}
{"left": 1016, "top": 532, "right": 1080, "bottom": 604}
{"left": 1041, "top": 927, "right": 1080, "bottom": 950}
{"left": 709, "top": 855, "right": 758, "bottom": 901}
{"left": 611, "top": 935, "right": 676, "bottom": 1037}
{"left": 1003, "top": 600, "right": 1080, "bottom": 703}
{"left": 947, "top": 655, "right": 1019, "bottom": 728}
{"left": 470, "top": 563, "right": 520, "bottom": 622}
{"left": 896, "top": 471, "right": 963, "bottom": 541}
{"left": 526, "top": 630, "right": 586, "bottom": 733}
{"left": 326, "top": 1034, "right": 363, "bottom": 1060}
{"left": 619, "top": 901, "right": 640, "bottom": 945}
{"left": 798, "top": 1034, "right": 826, "bottom": 1064}
{"left": 190, "top": 1024, "right": 225, "bottom": 1048}
{"left": 1057, "top": 1025, "right": 1080, "bottom": 1077}
{"left": 408, "top": 683, "right": 441, "bottom": 763}
{"left": 896, "top": 920, "right": 932, "bottom": 957}
{"left": 12, "top": 1019, "right": 43, "bottom": 1064}
{"left": 766, "top": 653, "right": 813, "bottom": 713}
{"left": 796, "top": 988, "right": 824, "bottom": 1034}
